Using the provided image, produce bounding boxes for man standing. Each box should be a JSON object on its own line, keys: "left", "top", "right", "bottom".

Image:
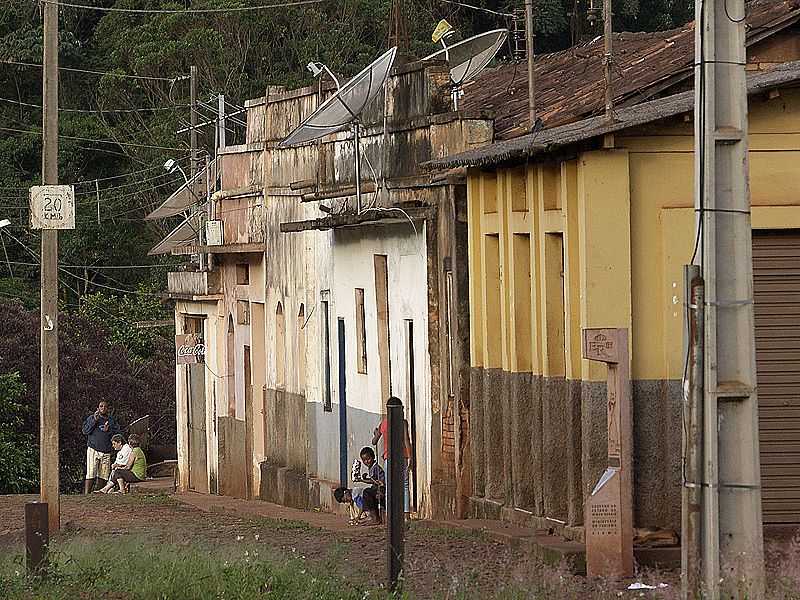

{"left": 82, "top": 400, "right": 119, "bottom": 494}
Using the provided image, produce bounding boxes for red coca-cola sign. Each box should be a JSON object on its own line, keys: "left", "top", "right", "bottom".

{"left": 175, "top": 333, "right": 205, "bottom": 364}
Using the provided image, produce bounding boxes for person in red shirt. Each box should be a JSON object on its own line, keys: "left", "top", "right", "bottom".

{"left": 372, "top": 415, "right": 412, "bottom": 515}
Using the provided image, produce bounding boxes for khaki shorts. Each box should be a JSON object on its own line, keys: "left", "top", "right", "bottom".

{"left": 86, "top": 447, "right": 111, "bottom": 480}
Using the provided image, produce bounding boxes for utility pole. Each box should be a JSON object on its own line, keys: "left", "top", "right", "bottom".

{"left": 41, "top": 0, "right": 60, "bottom": 533}
{"left": 603, "top": 0, "right": 613, "bottom": 121}
{"left": 189, "top": 65, "right": 205, "bottom": 271}
{"left": 524, "top": 0, "right": 536, "bottom": 129}
{"left": 388, "top": 0, "right": 410, "bottom": 53}
{"left": 694, "top": 0, "right": 764, "bottom": 596}
{"left": 217, "top": 93, "right": 226, "bottom": 152}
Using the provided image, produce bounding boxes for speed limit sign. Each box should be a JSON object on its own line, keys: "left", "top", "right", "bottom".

{"left": 29, "top": 185, "right": 75, "bottom": 230}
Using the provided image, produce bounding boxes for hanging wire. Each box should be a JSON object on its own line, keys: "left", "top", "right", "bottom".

{"left": 39, "top": 0, "right": 325, "bottom": 13}
{"left": 0, "top": 96, "right": 190, "bottom": 114}
{"left": 0, "top": 59, "right": 180, "bottom": 82}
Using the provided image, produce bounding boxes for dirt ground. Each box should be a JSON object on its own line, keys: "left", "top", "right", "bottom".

{"left": 0, "top": 492, "right": 556, "bottom": 599}
{"left": 3, "top": 492, "right": 796, "bottom": 599}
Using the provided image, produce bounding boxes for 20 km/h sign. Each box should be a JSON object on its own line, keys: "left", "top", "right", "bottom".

{"left": 29, "top": 185, "right": 75, "bottom": 230}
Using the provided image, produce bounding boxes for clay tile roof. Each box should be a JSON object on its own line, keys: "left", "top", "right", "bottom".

{"left": 459, "top": 0, "right": 800, "bottom": 139}
{"left": 430, "top": 60, "right": 800, "bottom": 169}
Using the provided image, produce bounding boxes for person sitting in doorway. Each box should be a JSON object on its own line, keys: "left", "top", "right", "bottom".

{"left": 358, "top": 446, "right": 386, "bottom": 520}
{"left": 96, "top": 433, "right": 147, "bottom": 494}
{"left": 334, "top": 484, "right": 381, "bottom": 526}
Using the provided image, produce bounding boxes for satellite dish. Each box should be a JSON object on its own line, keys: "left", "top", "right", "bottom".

{"left": 423, "top": 29, "right": 508, "bottom": 108}
{"left": 148, "top": 207, "right": 205, "bottom": 256}
{"left": 279, "top": 47, "right": 397, "bottom": 214}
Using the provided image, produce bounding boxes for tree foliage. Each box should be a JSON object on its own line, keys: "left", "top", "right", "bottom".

{"left": 0, "top": 371, "right": 38, "bottom": 494}
{"left": 0, "top": 300, "right": 175, "bottom": 491}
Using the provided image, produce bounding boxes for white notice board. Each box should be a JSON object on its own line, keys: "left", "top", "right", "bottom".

{"left": 29, "top": 185, "right": 75, "bottom": 230}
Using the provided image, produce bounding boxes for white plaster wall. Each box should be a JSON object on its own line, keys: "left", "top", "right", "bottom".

{"left": 324, "top": 221, "right": 431, "bottom": 507}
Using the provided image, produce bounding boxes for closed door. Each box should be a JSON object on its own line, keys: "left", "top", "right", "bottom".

{"left": 753, "top": 230, "right": 800, "bottom": 524}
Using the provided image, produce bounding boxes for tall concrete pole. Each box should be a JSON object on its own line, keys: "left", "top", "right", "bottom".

{"left": 41, "top": 0, "right": 60, "bottom": 533}
{"left": 603, "top": 0, "right": 613, "bottom": 121}
{"left": 524, "top": 0, "right": 535, "bottom": 129}
{"left": 189, "top": 65, "right": 205, "bottom": 270}
{"left": 694, "top": 0, "right": 764, "bottom": 596}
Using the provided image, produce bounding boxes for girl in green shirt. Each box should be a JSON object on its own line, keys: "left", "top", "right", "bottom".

{"left": 96, "top": 433, "right": 147, "bottom": 494}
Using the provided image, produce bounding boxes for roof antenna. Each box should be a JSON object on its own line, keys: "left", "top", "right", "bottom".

{"left": 602, "top": 0, "right": 614, "bottom": 121}
{"left": 388, "top": 0, "right": 410, "bottom": 53}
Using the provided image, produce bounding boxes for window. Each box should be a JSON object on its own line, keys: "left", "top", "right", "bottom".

{"left": 275, "top": 302, "right": 285, "bottom": 389}
{"left": 321, "top": 295, "right": 332, "bottom": 412}
{"left": 355, "top": 288, "right": 367, "bottom": 374}
{"left": 236, "top": 263, "right": 250, "bottom": 285}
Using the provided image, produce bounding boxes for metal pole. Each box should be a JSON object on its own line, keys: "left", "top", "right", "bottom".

{"left": 387, "top": 396, "right": 405, "bottom": 592}
{"left": 682, "top": 265, "right": 704, "bottom": 599}
{"left": 603, "top": 0, "right": 613, "bottom": 121}
{"left": 190, "top": 65, "right": 205, "bottom": 271}
{"left": 217, "top": 93, "right": 226, "bottom": 150}
{"left": 25, "top": 502, "right": 49, "bottom": 574}
{"left": 524, "top": 0, "right": 536, "bottom": 128}
{"left": 353, "top": 121, "right": 362, "bottom": 214}
{"left": 694, "top": 0, "right": 764, "bottom": 596}
{"left": 41, "top": 0, "right": 60, "bottom": 534}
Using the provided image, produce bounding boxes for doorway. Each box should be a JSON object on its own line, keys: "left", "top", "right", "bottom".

{"left": 185, "top": 316, "right": 208, "bottom": 493}
{"left": 337, "top": 318, "right": 348, "bottom": 487}
{"left": 405, "top": 319, "right": 418, "bottom": 512}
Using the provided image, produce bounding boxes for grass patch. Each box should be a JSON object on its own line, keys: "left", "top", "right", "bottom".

{"left": 408, "top": 522, "right": 486, "bottom": 542}
{"left": 246, "top": 516, "right": 318, "bottom": 533}
{"left": 0, "top": 537, "right": 389, "bottom": 600}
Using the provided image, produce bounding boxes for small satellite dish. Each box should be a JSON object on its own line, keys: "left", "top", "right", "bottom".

{"left": 432, "top": 19, "right": 454, "bottom": 44}
{"left": 279, "top": 46, "right": 398, "bottom": 213}
{"left": 423, "top": 29, "right": 508, "bottom": 108}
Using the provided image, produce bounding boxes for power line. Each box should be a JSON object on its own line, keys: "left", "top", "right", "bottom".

{"left": 4, "top": 260, "right": 174, "bottom": 269}
{"left": 40, "top": 0, "right": 325, "bottom": 13}
{"left": 0, "top": 127, "right": 186, "bottom": 150}
{"left": 1, "top": 59, "right": 180, "bottom": 82}
{"left": 0, "top": 96, "right": 189, "bottom": 114}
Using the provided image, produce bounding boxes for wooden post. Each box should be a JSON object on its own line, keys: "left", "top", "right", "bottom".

{"left": 40, "top": 0, "right": 60, "bottom": 534}
{"left": 25, "top": 502, "right": 49, "bottom": 573}
{"left": 387, "top": 396, "right": 405, "bottom": 591}
{"left": 582, "top": 328, "right": 633, "bottom": 577}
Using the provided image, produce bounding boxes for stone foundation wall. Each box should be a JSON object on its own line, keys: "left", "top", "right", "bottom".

{"left": 469, "top": 367, "right": 682, "bottom": 532}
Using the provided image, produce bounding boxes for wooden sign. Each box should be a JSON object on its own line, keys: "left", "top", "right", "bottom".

{"left": 175, "top": 333, "right": 205, "bottom": 364}
{"left": 29, "top": 185, "right": 75, "bottom": 230}
{"left": 582, "top": 328, "right": 633, "bottom": 578}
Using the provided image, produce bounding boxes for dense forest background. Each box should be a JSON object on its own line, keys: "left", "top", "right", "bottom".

{"left": 0, "top": 0, "right": 693, "bottom": 492}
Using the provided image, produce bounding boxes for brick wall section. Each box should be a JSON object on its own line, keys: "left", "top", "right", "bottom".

{"left": 442, "top": 396, "right": 455, "bottom": 469}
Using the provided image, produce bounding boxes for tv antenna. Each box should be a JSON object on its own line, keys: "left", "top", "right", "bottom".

{"left": 423, "top": 26, "right": 508, "bottom": 109}
{"left": 279, "top": 46, "right": 398, "bottom": 215}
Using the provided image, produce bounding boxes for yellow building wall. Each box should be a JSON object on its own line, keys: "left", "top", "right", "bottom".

{"left": 467, "top": 87, "right": 800, "bottom": 383}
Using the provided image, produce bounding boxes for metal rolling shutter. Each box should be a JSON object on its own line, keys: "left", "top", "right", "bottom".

{"left": 753, "top": 230, "right": 800, "bottom": 524}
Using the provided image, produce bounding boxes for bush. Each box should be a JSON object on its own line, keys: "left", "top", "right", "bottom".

{"left": 0, "top": 372, "right": 37, "bottom": 494}
{"left": 0, "top": 300, "right": 175, "bottom": 492}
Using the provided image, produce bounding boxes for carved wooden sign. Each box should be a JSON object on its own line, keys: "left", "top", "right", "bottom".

{"left": 582, "top": 328, "right": 633, "bottom": 578}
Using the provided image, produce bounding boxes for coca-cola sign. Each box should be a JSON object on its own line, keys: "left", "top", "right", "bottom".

{"left": 175, "top": 333, "right": 206, "bottom": 365}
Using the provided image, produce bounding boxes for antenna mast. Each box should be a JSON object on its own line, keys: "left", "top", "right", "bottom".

{"left": 388, "top": 0, "right": 410, "bottom": 53}
{"left": 603, "top": 0, "right": 613, "bottom": 121}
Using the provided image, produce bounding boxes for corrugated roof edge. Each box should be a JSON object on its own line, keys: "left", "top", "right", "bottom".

{"left": 427, "top": 60, "right": 800, "bottom": 170}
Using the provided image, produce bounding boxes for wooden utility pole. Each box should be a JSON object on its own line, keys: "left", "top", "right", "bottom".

{"left": 603, "top": 0, "right": 613, "bottom": 121}
{"left": 524, "top": 0, "right": 536, "bottom": 129}
{"left": 388, "top": 0, "right": 410, "bottom": 53}
{"left": 190, "top": 65, "right": 198, "bottom": 186}
{"left": 41, "top": 0, "right": 60, "bottom": 533}
{"left": 693, "top": 0, "right": 764, "bottom": 596}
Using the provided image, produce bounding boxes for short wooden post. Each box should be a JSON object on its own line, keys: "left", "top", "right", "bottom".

{"left": 25, "top": 502, "right": 49, "bottom": 574}
{"left": 387, "top": 396, "right": 405, "bottom": 591}
{"left": 582, "top": 328, "right": 633, "bottom": 578}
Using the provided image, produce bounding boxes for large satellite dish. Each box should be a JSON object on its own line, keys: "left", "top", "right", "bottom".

{"left": 423, "top": 29, "right": 508, "bottom": 108}
{"left": 279, "top": 47, "right": 397, "bottom": 148}
{"left": 279, "top": 46, "right": 397, "bottom": 213}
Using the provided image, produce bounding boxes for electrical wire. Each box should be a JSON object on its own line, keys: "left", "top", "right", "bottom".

{"left": 0, "top": 96, "right": 190, "bottom": 114}
{"left": 0, "top": 127, "right": 186, "bottom": 151}
{"left": 41, "top": 0, "right": 325, "bottom": 13}
{"left": 4, "top": 260, "right": 173, "bottom": 269}
{"left": 0, "top": 59, "right": 179, "bottom": 82}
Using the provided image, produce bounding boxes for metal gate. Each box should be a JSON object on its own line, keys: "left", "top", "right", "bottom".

{"left": 753, "top": 230, "right": 800, "bottom": 524}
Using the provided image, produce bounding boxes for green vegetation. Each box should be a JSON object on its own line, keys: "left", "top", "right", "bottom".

{"left": 0, "top": 372, "right": 37, "bottom": 494}
{"left": 0, "top": 538, "right": 390, "bottom": 600}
